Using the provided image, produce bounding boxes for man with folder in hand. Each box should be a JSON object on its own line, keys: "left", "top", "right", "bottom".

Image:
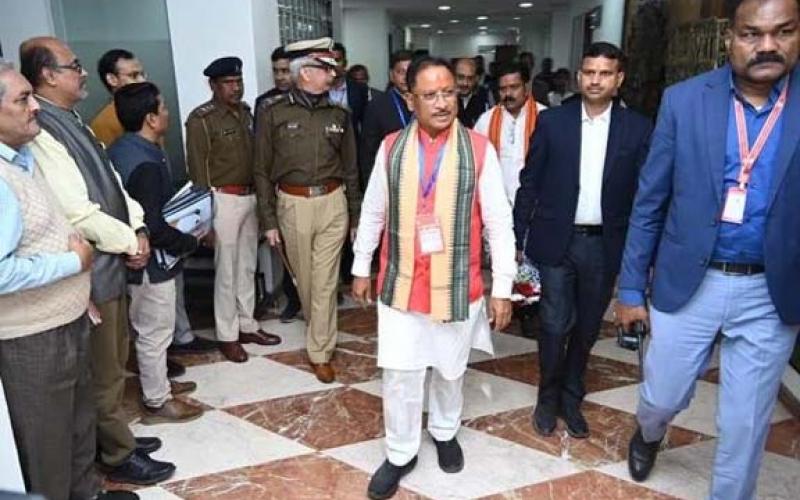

{"left": 615, "top": 1, "right": 800, "bottom": 498}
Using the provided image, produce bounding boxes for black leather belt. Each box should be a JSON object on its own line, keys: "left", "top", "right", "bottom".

{"left": 573, "top": 225, "right": 603, "bottom": 236}
{"left": 709, "top": 262, "right": 765, "bottom": 275}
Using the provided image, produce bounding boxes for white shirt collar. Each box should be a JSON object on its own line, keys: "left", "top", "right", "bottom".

{"left": 581, "top": 100, "right": 612, "bottom": 124}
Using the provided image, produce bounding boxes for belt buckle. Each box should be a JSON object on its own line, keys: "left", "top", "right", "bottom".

{"left": 308, "top": 185, "right": 325, "bottom": 197}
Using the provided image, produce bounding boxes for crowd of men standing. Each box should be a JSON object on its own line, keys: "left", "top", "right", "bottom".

{"left": 1, "top": 1, "right": 799, "bottom": 499}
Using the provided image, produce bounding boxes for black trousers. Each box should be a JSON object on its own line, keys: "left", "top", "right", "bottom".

{"left": 536, "top": 233, "right": 616, "bottom": 412}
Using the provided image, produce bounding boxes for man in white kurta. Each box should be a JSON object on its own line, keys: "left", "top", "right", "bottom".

{"left": 352, "top": 57, "right": 516, "bottom": 500}
{"left": 474, "top": 62, "right": 547, "bottom": 204}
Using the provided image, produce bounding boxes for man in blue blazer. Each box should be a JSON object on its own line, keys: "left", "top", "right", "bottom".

{"left": 616, "top": 1, "right": 800, "bottom": 498}
{"left": 514, "top": 43, "right": 652, "bottom": 438}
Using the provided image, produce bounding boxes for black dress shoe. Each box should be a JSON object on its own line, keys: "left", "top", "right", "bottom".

{"left": 560, "top": 405, "right": 589, "bottom": 438}
{"left": 279, "top": 300, "right": 301, "bottom": 323}
{"left": 168, "top": 337, "right": 217, "bottom": 355}
{"left": 106, "top": 451, "right": 176, "bottom": 485}
{"left": 166, "top": 359, "right": 185, "bottom": 378}
{"left": 367, "top": 456, "right": 417, "bottom": 500}
{"left": 432, "top": 437, "right": 464, "bottom": 473}
{"left": 628, "top": 427, "right": 661, "bottom": 482}
{"left": 95, "top": 490, "right": 139, "bottom": 500}
{"left": 134, "top": 436, "right": 162, "bottom": 454}
{"left": 532, "top": 404, "right": 557, "bottom": 436}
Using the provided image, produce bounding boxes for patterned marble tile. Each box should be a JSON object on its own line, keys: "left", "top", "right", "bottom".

{"left": 266, "top": 348, "right": 379, "bottom": 384}
{"left": 465, "top": 401, "right": 712, "bottom": 468}
{"left": 599, "top": 440, "right": 800, "bottom": 500}
{"left": 337, "top": 338, "right": 378, "bottom": 356}
{"left": 129, "top": 410, "right": 312, "bottom": 482}
{"left": 470, "top": 352, "right": 641, "bottom": 393}
{"left": 243, "top": 318, "right": 362, "bottom": 356}
{"left": 163, "top": 453, "right": 425, "bottom": 499}
{"left": 337, "top": 306, "right": 378, "bottom": 336}
{"left": 351, "top": 368, "right": 537, "bottom": 420}
{"left": 765, "top": 417, "right": 800, "bottom": 461}
{"left": 325, "top": 427, "right": 579, "bottom": 499}
{"left": 592, "top": 338, "right": 721, "bottom": 372}
{"left": 481, "top": 470, "right": 678, "bottom": 499}
{"left": 174, "top": 356, "right": 342, "bottom": 409}
{"left": 225, "top": 387, "right": 384, "bottom": 450}
{"left": 467, "top": 331, "right": 539, "bottom": 364}
{"left": 586, "top": 380, "right": 793, "bottom": 437}
{"left": 132, "top": 487, "right": 183, "bottom": 500}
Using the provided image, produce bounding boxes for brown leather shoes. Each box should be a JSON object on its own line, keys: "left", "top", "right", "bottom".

{"left": 141, "top": 399, "right": 203, "bottom": 425}
{"left": 219, "top": 341, "right": 248, "bottom": 362}
{"left": 170, "top": 380, "right": 196, "bottom": 395}
{"left": 240, "top": 330, "right": 282, "bottom": 346}
{"left": 310, "top": 362, "right": 335, "bottom": 383}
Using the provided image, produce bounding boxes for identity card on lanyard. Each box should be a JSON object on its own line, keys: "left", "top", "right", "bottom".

{"left": 417, "top": 141, "right": 446, "bottom": 255}
{"left": 722, "top": 80, "right": 788, "bottom": 224}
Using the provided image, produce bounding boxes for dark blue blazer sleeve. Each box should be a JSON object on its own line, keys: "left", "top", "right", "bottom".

{"left": 513, "top": 112, "right": 549, "bottom": 250}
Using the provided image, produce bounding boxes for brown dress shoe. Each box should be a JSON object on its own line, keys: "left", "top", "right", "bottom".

{"left": 141, "top": 399, "right": 203, "bottom": 425}
{"left": 310, "top": 362, "right": 335, "bottom": 383}
{"left": 219, "top": 341, "right": 248, "bottom": 363}
{"left": 170, "top": 380, "right": 196, "bottom": 395}
{"left": 240, "top": 330, "right": 282, "bottom": 346}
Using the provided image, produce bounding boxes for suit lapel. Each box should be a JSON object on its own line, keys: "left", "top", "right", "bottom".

{"left": 602, "top": 104, "right": 623, "bottom": 184}
{"left": 702, "top": 69, "right": 731, "bottom": 205}
{"left": 767, "top": 67, "right": 800, "bottom": 211}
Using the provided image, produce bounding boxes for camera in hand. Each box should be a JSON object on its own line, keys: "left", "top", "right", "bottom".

{"left": 617, "top": 320, "right": 647, "bottom": 351}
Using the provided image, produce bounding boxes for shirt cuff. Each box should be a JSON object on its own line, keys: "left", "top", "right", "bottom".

{"left": 59, "top": 252, "right": 83, "bottom": 278}
{"left": 491, "top": 275, "right": 513, "bottom": 299}
{"left": 618, "top": 288, "right": 646, "bottom": 307}
{"left": 351, "top": 253, "right": 372, "bottom": 278}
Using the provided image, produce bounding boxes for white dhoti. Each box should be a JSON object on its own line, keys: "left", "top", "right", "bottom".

{"left": 379, "top": 298, "right": 493, "bottom": 465}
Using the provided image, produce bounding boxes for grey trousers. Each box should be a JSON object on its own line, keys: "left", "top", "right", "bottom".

{"left": 0, "top": 315, "right": 99, "bottom": 500}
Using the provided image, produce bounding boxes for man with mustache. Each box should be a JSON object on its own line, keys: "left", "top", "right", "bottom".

{"left": 352, "top": 56, "right": 516, "bottom": 499}
{"left": 514, "top": 42, "right": 652, "bottom": 439}
{"left": 616, "top": 1, "right": 800, "bottom": 498}
{"left": 186, "top": 57, "right": 281, "bottom": 363}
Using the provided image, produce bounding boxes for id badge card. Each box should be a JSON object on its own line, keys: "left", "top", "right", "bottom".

{"left": 417, "top": 214, "right": 444, "bottom": 255}
{"left": 721, "top": 187, "right": 747, "bottom": 224}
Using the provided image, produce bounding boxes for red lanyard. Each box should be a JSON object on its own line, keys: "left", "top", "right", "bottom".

{"left": 733, "top": 79, "right": 788, "bottom": 188}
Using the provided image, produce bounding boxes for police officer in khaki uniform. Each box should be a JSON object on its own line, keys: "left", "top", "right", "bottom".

{"left": 255, "top": 38, "right": 361, "bottom": 383}
{"left": 186, "top": 56, "right": 281, "bottom": 363}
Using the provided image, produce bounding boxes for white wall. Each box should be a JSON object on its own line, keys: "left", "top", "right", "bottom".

{"left": 342, "top": 8, "right": 391, "bottom": 90}
{"left": 166, "top": 0, "right": 279, "bottom": 139}
{"left": 549, "top": 0, "right": 626, "bottom": 70}
{"left": 549, "top": 9, "right": 574, "bottom": 69}
{"left": 0, "top": 0, "right": 55, "bottom": 65}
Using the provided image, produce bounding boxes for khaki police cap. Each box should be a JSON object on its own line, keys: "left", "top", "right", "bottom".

{"left": 284, "top": 37, "right": 337, "bottom": 67}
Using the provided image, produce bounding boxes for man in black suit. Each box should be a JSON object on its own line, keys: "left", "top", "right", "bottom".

{"left": 513, "top": 42, "right": 652, "bottom": 439}
{"left": 255, "top": 47, "right": 291, "bottom": 119}
{"left": 454, "top": 58, "right": 492, "bottom": 128}
{"left": 358, "top": 50, "right": 414, "bottom": 187}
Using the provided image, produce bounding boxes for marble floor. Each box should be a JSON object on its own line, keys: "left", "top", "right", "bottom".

{"left": 110, "top": 294, "right": 800, "bottom": 500}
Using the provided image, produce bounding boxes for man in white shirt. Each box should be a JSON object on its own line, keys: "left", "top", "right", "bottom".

{"left": 513, "top": 43, "right": 652, "bottom": 440}
{"left": 352, "top": 56, "right": 516, "bottom": 500}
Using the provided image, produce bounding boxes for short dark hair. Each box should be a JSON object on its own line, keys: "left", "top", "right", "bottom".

{"left": 582, "top": 42, "right": 626, "bottom": 71}
{"left": 333, "top": 42, "right": 346, "bottom": 57}
{"left": 347, "top": 64, "right": 368, "bottom": 79}
{"left": 271, "top": 46, "right": 287, "bottom": 62}
{"left": 114, "top": 81, "right": 161, "bottom": 132}
{"left": 97, "top": 49, "right": 136, "bottom": 92}
{"left": 405, "top": 56, "right": 454, "bottom": 92}
{"left": 389, "top": 50, "right": 413, "bottom": 70}
{"left": 494, "top": 62, "right": 530, "bottom": 83}
{"left": 725, "top": 0, "right": 800, "bottom": 22}
{"left": 19, "top": 42, "right": 56, "bottom": 88}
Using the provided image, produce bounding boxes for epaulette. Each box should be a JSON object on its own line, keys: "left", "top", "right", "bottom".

{"left": 190, "top": 101, "right": 217, "bottom": 119}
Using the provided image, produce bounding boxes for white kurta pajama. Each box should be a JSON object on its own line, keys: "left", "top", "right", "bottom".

{"left": 353, "top": 137, "right": 516, "bottom": 466}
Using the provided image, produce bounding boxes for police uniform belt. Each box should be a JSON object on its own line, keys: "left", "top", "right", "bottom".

{"left": 215, "top": 184, "right": 254, "bottom": 195}
{"left": 279, "top": 180, "right": 341, "bottom": 197}
{"left": 573, "top": 224, "right": 603, "bottom": 236}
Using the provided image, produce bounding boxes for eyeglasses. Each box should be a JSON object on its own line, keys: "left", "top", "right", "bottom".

{"left": 117, "top": 70, "right": 147, "bottom": 80}
{"left": 52, "top": 60, "right": 84, "bottom": 74}
{"left": 413, "top": 89, "right": 457, "bottom": 103}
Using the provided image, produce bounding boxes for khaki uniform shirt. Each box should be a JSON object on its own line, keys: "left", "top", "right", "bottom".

{"left": 185, "top": 99, "right": 254, "bottom": 188}
{"left": 254, "top": 90, "right": 361, "bottom": 230}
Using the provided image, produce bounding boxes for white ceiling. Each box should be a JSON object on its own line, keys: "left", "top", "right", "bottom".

{"left": 343, "top": 0, "right": 566, "bottom": 35}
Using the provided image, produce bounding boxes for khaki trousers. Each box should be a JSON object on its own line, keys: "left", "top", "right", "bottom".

{"left": 129, "top": 271, "right": 176, "bottom": 407}
{"left": 277, "top": 187, "right": 347, "bottom": 363}
{"left": 213, "top": 192, "right": 260, "bottom": 341}
{"left": 91, "top": 296, "right": 136, "bottom": 466}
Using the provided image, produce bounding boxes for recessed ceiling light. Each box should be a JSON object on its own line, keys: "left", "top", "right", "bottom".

{"left": 519, "top": 2, "right": 533, "bottom": 7}
{"left": 438, "top": 5, "right": 451, "bottom": 11}
{"left": 449, "top": 19, "right": 460, "bottom": 24}
{"left": 476, "top": 15, "right": 488, "bottom": 20}
{"left": 420, "top": 23, "right": 431, "bottom": 28}
{"left": 479, "top": 26, "right": 488, "bottom": 30}
{"left": 513, "top": 16, "right": 521, "bottom": 20}
{"left": 437, "top": 29, "right": 445, "bottom": 34}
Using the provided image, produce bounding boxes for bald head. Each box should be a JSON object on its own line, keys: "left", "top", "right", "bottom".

{"left": 19, "top": 36, "right": 88, "bottom": 109}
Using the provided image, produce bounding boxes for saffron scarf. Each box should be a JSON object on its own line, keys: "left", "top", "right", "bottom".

{"left": 380, "top": 120, "right": 476, "bottom": 322}
{"left": 487, "top": 97, "right": 538, "bottom": 157}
